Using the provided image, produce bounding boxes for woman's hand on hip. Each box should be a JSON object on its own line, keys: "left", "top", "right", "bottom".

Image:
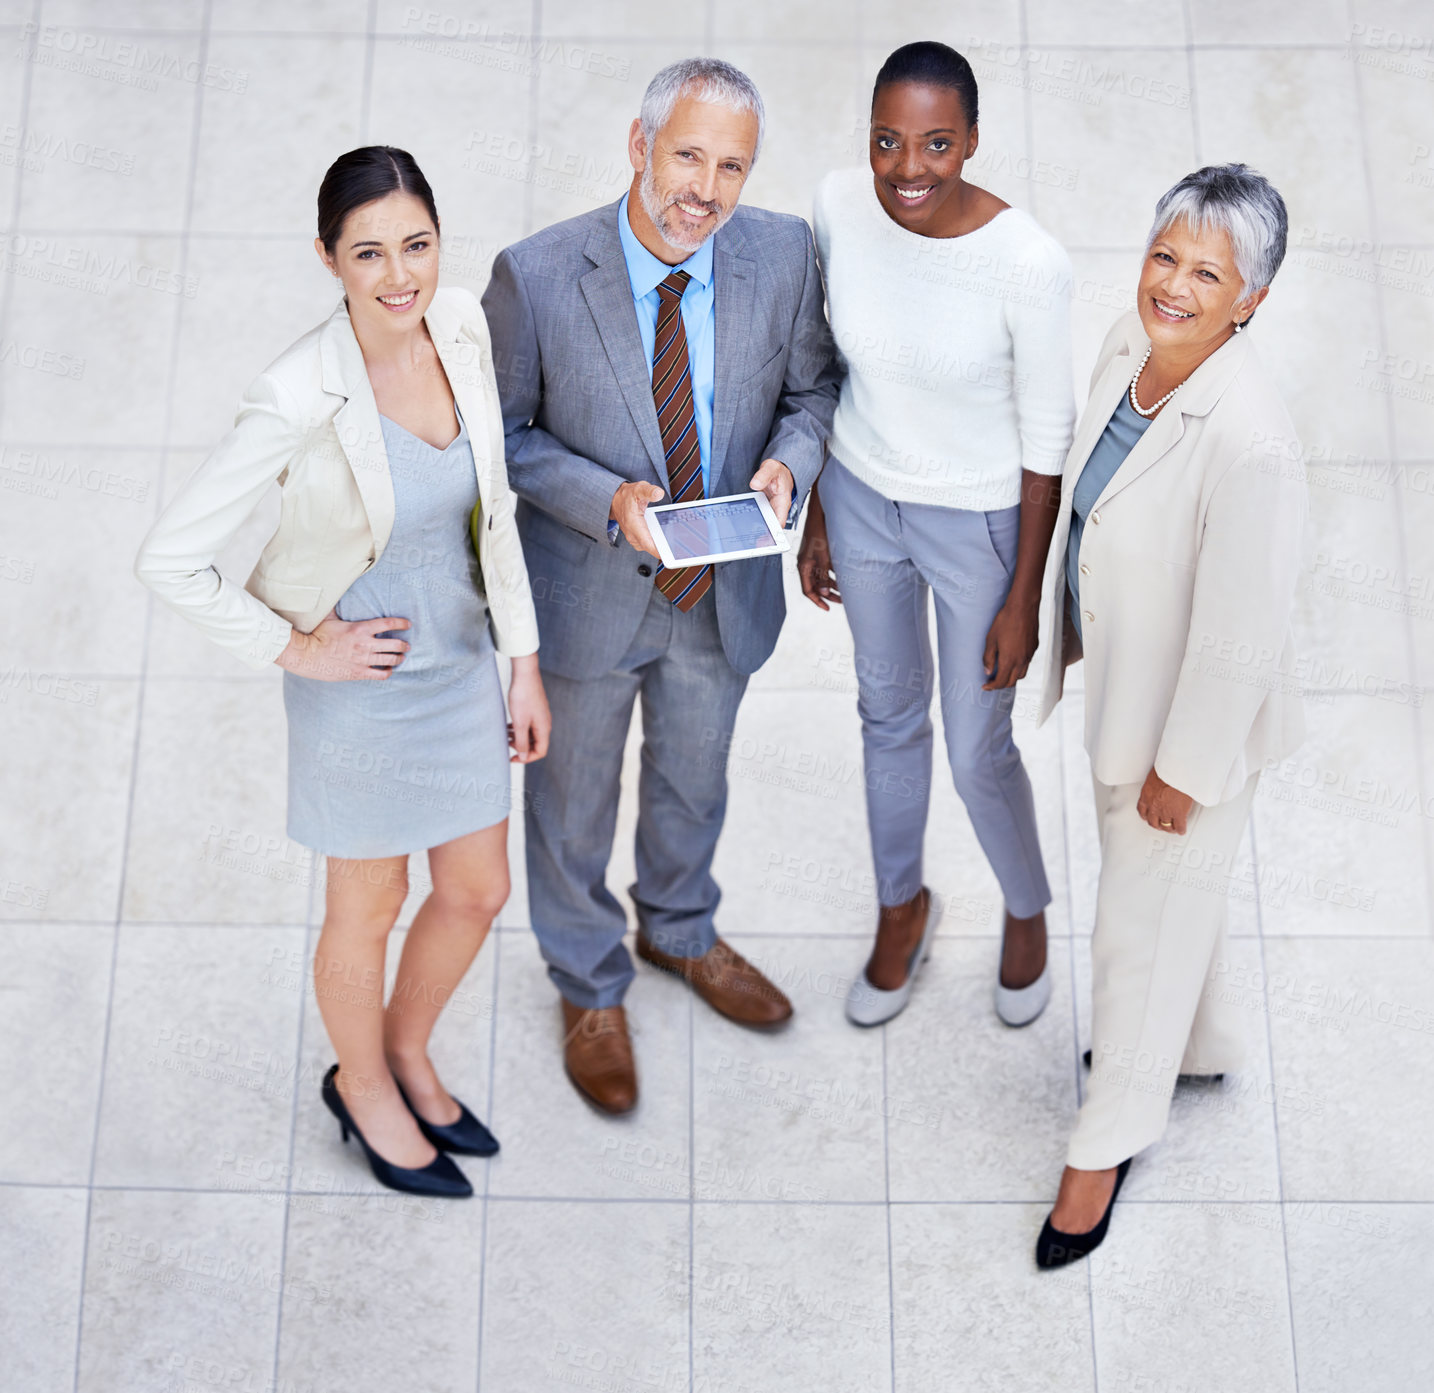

{"left": 797, "top": 484, "right": 841, "bottom": 610}
{"left": 981, "top": 591, "right": 1039, "bottom": 690}
{"left": 507, "top": 654, "right": 551, "bottom": 764}
{"left": 1137, "top": 766, "right": 1197, "bottom": 835}
{"left": 275, "top": 612, "right": 411, "bottom": 681}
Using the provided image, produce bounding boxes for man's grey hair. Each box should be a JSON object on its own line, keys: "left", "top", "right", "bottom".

{"left": 1146, "top": 163, "right": 1288, "bottom": 312}
{"left": 639, "top": 58, "right": 766, "bottom": 166}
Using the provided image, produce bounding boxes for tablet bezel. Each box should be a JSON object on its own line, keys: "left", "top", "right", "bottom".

{"left": 644, "top": 490, "right": 791, "bottom": 568}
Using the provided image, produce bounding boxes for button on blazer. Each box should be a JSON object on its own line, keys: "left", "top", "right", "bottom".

{"left": 135, "top": 287, "right": 539, "bottom": 669}
{"left": 1036, "top": 311, "right": 1308, "bottom": 806}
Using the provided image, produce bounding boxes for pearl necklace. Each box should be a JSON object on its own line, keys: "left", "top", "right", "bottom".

{"left": 1127, "top": 346, "right": 1185, "bottom": 418}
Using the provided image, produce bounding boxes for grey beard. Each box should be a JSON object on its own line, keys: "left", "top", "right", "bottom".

{"left": 638, "top": 161, "right": 731, "bottom": 253}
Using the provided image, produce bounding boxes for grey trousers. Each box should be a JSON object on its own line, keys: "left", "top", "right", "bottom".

{"left": 820, "top": 455, "right": 1051, "bottom": 917}
{"left": 524, "top": 584, "right": 750, "bottom": 1009}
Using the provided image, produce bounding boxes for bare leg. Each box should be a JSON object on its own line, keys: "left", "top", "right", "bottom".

{"left": 314, "top": 854, "right": 435, "bottom": 1169}
{"left": 864, "top": 888, "right": 930, "bottom": 990}
{"left": 1050, "top": 1164, "right": 1120, "bottom": 1232}
{"left": 999, "top": 907, "right": 1048, "bottom": 989}
{"left": 384, "top": 821, "right": 510, "bottom": 1125}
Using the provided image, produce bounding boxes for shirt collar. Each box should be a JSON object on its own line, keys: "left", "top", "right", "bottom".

{"left": 616, "top": 191, "right": 714, "bottom": 299}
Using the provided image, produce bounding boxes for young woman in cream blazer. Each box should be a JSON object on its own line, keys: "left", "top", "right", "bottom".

{"left": 135, "top": 147, "right": 547, "bottom": 1200}
{"left": 1031, "top": 164, "right": 1306, "bottom": 1267}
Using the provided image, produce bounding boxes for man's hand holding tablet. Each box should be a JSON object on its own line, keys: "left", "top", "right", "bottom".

{"left": 609, "top": 480, "right": 666, "bottom": 556}
{"left": 611, "top": 459, "right": 796, "bottom": 565}
{"left": 645, "top": 490, "right": 792, "bottom": 569}
{"left": 748, "top": 457, "right": 794, "bottom": 529}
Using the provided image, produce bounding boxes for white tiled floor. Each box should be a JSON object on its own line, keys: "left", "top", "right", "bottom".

{"left": 3, "top": 2, "right": 1432, "bottom": 1390}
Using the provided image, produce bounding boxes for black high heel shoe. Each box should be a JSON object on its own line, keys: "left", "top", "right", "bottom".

{"left": 321, "top": 1065, "right": 473, "bottom": 1198}
{"left": 1082, "top": 1049, "right": 1223, "bottom": 1082}
{"left": 1035, "top": 1157, "right": 1131, "bottom": 1269}
{"left": 394, "top": 1078, "right": 499, "bottom": 1157}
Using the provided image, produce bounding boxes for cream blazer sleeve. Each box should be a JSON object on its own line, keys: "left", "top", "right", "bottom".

{"left": 448, "top": 296, "right": 540, "bottom": 659}
{"left": 1154, "top": 392, "right": 1308, "bottom": 805}
{"left": 133, "top": 370, "right": 303, "bottom": 670}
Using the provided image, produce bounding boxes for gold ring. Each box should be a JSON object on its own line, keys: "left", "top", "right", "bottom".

{"left": 1159, "top": 820, "right": 1173, "bottom": 827}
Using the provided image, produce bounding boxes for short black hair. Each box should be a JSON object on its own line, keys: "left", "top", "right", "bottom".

{"left": 316, "top": 146, "right": 439, "bottom": 254}
{"left": 872, "top": 41, "right": 979, "bottom": 128}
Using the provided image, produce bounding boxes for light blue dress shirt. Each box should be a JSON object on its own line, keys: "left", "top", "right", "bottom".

{"left": 616, "top": 191, "right": 717, "bottom": 495}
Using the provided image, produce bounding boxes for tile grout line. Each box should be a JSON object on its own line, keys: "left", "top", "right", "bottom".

{"left": 1249, "top": 815, "right": 1302, "bottom": 1389}
{"left": 267, "top": 0, "right": 383, "bottom": 1368}
{"left": 69, "top": 3, "right": 216, "bottom": 1390}
{"left": 880, "top": 1020, "right": 896, "bottom": 1393}
{"left": 1340, "top": 0, "right": 1434, "bottom": 946}
{"left": 357, "top": 0, "right": 377, "bottom": 146}
{"left": 474, "top": 903, "right": 503, "bottom": 1392}
{"left": 687, "top": 970, "right": 695, "bottom": 1393}
{"left": 4, "top": 28, "right": 1394, "bottom": 52}
{"left": 1183, "top": 0, "right": 1201, "bottom": 166}
{"left": 269, "top": 898, "right": 314, "bottom": 1387}
{"left": 0, "top": 0, "right": 42, "bottom": 430}
{"left": 1, "top": 4, "right": 90, "bottom": 1386}
{"left": 521, "top": 0, "right": 542, "bottom": 240}
{"left": 0, "top": 1177, "right": 1421, "bottom": 1205}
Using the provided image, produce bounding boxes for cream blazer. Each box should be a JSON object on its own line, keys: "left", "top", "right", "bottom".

{"left": 134, "top": 287, "right": 539, "bottom": 669}
{"left": 1036, "top": 312, "right": 1307, "bottom": 806}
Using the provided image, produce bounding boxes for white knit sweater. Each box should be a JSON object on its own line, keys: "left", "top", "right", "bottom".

{"left": 813, "top": 167, "right": 1076, "bottom": 510}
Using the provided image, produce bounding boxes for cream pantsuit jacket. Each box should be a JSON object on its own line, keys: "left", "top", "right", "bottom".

{"left": 1036, "top": 312, "right": 1307, "bottom": 807}
{"left": 134, "top": 287, "right": 539, "bottom": 669}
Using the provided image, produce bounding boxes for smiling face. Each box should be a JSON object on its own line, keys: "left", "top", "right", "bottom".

{"left": 627, "top": 92, "right": 758, "bottom": 260}
{"left": 869, "top": 81, "right": 977, "bottom": 234}
{"left": 1137, "top": 216, "right": 1267, "bottom": 358}
{"left": 314, "top": 190, "right": 440, "bottom": 339}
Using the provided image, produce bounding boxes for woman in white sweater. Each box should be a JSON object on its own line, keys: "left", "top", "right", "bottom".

{"left": 800, "top": 42, "right": 1075, "bottom": 1028}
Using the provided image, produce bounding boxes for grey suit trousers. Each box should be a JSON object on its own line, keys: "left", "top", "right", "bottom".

{"left": 524, "top": 584, "right": 749, "bottom": 1008}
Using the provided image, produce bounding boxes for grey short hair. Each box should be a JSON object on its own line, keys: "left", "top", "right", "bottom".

{"left": 639, "top": 58, "right": 765, "bottom": 166}
{"left": 1146, "top": 163, "right": 1288, "bottom": 312}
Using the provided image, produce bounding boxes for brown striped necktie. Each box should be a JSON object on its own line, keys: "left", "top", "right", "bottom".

{"left": 650, "top": 269, "right": 711, "bottom": 611}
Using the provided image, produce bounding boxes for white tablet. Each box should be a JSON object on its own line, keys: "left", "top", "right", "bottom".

{"left": 645, "top": 491, "right": 791, "bottom": 569}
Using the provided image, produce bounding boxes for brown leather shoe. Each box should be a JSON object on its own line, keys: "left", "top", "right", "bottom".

{"left": 636, "top": 934, "right": 793, "bottom": 1028}
{"left": 560, "top": 1000, "right": 638, "bottom": 1114}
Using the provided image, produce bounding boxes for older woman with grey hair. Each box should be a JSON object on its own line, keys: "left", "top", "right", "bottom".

{"left": 1030, "top": 164, "right": 1307, "bottom": 1267}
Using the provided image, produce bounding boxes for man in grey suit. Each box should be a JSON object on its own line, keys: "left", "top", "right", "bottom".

{"left": 482, "top": 58, "right": 838, "bottom": 1113}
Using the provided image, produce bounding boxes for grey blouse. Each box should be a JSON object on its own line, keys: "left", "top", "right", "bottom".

{"left": 1065, "top": 391, "right": 1154, "bottom": 639}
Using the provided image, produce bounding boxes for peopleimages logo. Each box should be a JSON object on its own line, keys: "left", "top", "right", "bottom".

{"left": 0, "top": 235, "right": 198, "bottom": 298}
{"left": 17, "top": 22, "right": 250, "bottom": 92}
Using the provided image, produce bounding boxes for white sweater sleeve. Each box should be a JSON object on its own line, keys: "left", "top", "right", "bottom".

{"left": 1005, "top": 240, "right": 1075, "bottom": 477}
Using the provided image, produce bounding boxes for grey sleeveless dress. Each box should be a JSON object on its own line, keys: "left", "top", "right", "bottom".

{"left": 282, "top": 408, "right": 512, "bottom": 859}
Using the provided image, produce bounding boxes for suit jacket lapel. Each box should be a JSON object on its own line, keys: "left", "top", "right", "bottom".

{"left": 429, "top": 325, "right": 487, "bottom": 502}
{"left": 319, "top": 301, "right": 394, "bottom": 555}
{"left": 580, "top": 216, "right": 667, "bottom": 482}
{"left": 710, "top": 231, "right": 755, "bottom": 492}
{"left": 1092, "top": 325, "right": 1251, "bottom": 510}
{"left": 1093, "top": 394, "right": 1186, "bottom": 509}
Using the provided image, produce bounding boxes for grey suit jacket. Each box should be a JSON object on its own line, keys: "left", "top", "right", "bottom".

{"left": 482, "top": 198, "right": 839, "bottom": 679}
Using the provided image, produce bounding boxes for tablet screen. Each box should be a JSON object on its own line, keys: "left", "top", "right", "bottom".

{"left": 652, "top": 496, "right": 779, "bottom": 561}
